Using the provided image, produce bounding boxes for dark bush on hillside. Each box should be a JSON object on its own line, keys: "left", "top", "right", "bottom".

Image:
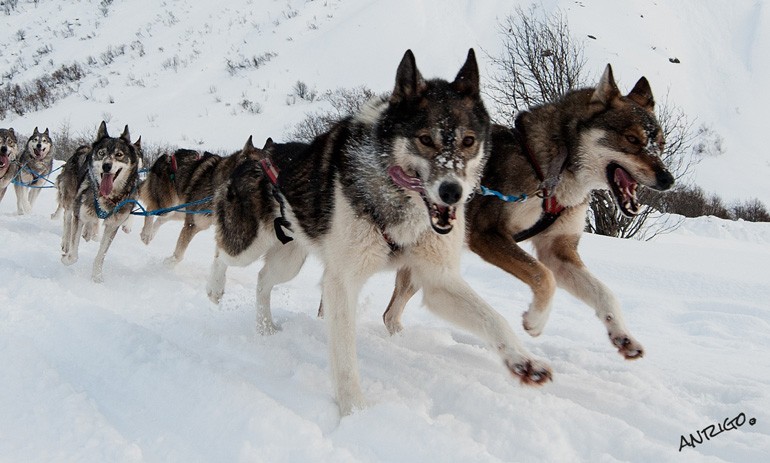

{"left": 0, "top": 63, "right": 85, "bottom": 118}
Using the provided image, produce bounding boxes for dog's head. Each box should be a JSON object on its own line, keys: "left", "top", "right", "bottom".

{"left": 26, "top": 127, "right": 53, "bottom": 161}
{"left": 0, "top": 128, "right": 19, "bottom": 173}
{"left": 383, "top": 49, "right": 491, "bottom": 234}
{"left": 580, "top": 64, "right": 674, "bottom": 217}
{"left": 90, "top": 121, "right": 140, "bottom": 198}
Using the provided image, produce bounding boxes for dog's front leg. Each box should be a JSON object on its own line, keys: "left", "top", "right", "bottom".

{"left": 256, "top": 242, "right": 307, "bottom": 335}
{"left": 140, "top": 215, "right": 156, "bottom": 244}
{"left": 412, "top": 265, "right": 553, "bottom": 385}
{"left": 534, "top": 233, "right": 644, "bottom": 359}
{"left": 14, "top": 183, "right": 31, "bottom": 215}
{"left": 322, "top": 268, "right": 367, "bottom": 416}
{"left": 61, "top": 212, "right": 85, "bottom": 266}
{"left": 91, "top": 220, "right": 121, "bottom": 283}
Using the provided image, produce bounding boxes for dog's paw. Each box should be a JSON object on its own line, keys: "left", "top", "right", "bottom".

{"left": 163, "top": 255, "right": 179, "bottom": 268}
{"left": 121, "top": 224, "right": 132, "bottom": 234}
{"left": 337, "top": 392, "right": 367, "bottom": 417}
{"left": 522, "top": 307, "right": 549, "bottom": 337}
{"left": 610, "top": 332, "right": 644, "bottom": 360}
{"left": 61, "top": 254, "right": 78, "bottom": 266}
{"left": 503, "top": 355, "right": 552, "bottom": 386}
{"left": 256, "top": 318, "right": 279, "bottom": 336}
{"left": 207, "top": 286, "right": 223, "bottom": 304}
{"left": 91, "top": 272, "right": 104, "bottom": 284}
{"left": 383, "top": 316, "right": 403, "bottom": 336}
{"left": 140, "top": 229, "right": 153, "bottom": 245}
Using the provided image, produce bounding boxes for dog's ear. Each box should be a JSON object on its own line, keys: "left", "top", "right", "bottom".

{"left": 591, "top": 64, "right": 621, "bottom": 107}
{"left": 391, "top": 49, "right": 426, "bottom": 102}
{"left": 8, "top": 128, "right": 14, "bottom": 136}
{"left": 627, "top": 76, "right": 655, "bottom": 112}
{"left": 44, "top": 128, "right": 50, "bottom": 137}
{"left": 262, "top": 137, "right": 274, "bottom": 150}
{"left": 95, "top": 121, "right": 109, "bottom": 142}
{"left": 133, "top": 135, "right": 142, "bottom": 151}
{"left": 452, "top": 49, "right": 480, "bottom": 97}
{"left": 32, "top": 127, "right": 40, "bottom": 136}
{"left": 120, "top": 125, "right": 131, "bottom": 144}
{"left": 243, "top": 135, "right": 255, "bottom": 152}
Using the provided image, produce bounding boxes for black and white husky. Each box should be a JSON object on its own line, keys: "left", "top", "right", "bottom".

{"left": 209, "top": 50, "right": 551, "bottom": 415}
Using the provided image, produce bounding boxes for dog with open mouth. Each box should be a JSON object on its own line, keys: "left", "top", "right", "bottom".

{"left": 14, "top": 127, "right": 55, "bottom": 215}
{"left": 60, "top": 121, "right": 141, "bottom": 283}
{"left": 382, "top": 64, "right": 674, "bottom": 361}
{"left": 0, "top": 127, "right": 20, "bottom": 208}
{"left": 208, "top": 49, "right": 553, "bottom": 416}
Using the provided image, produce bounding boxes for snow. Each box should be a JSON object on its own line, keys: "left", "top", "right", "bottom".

{"left": 1, "top": 0, "right": 770, "bottom": 462}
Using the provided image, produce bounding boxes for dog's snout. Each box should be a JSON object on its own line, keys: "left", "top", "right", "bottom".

{"left": 438, "top": 180, "right": 463, "bottom": 205}
{"left": 0, "top": 146, "right": 7, "bottom": 154}
{"left": 656, "top": 170, "right": 674, "bottom": 190}
{"left": 102, "top": 162, "right": 113, "bottom": 173}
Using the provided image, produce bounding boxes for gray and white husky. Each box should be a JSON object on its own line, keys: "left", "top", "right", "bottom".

{"left": 15, "top": 127, "right": 55, "bottom": 215}
{"left": 208, "top": 49, "right": 551, "bottom": 415}
{"left": 60, "top": 121, "right": 141, "bottom": 283}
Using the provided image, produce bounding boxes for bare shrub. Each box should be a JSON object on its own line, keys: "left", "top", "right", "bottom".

{"left": 287, "top": 85, "right": 377, "bottom": 142}
{"left": 487, "top": 6, "right": 712, "bottom": 239}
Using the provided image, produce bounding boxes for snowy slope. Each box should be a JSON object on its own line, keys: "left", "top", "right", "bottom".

{"left": 1, "top": 1, "right": 770, "bottom": 462}
{"left": 1, "top": 0, "right": 768, "bottom": 202}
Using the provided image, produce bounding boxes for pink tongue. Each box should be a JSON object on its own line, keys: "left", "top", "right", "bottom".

{"left": 0, "top": 154, "right": 8, "bottom": 169}
{"left": 100, "top": 173, "right": 115, "bottom": 197}
{"left": 614, "top": 167, "right": 635, "bottom": 196}
{"left": 388, "top": 166, "right": 424, "bottom": 192}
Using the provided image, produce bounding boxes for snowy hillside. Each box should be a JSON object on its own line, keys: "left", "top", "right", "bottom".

{"left": 1, "top": 0, "right": 769, "bottom": 203}
{"left": 1, "top": 1, "right": 770, "bottom": 462}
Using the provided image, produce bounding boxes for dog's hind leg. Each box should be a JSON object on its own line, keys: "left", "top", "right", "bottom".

{"left": 51, "top": 203, "right": 63, "bottom": 220}
{"left": 382, "top": 267, "right": 419, "bottom": 335}
{"left": 91, "top": 220, "right": 121, "bottom": 283}
{"left": 410, "top": 262, "right": 552, "bottom": 386}
{"left": 206, "top": 250, "right": 228, "bottom": 304}
{"left": 256, "top": 242, "right": 307, "bottom": 335}
{"left": 533, "top": 233, "right": 644, "bottom": 360}
{"left": 164, "top": 215, "right": 201, "bottom": 266}
{"left": 468, "top": 228, "right": 556, "bottom": 337}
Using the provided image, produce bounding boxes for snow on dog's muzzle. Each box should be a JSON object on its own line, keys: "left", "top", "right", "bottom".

{"left": 388, "top": 166, "right": 458, "bottom": 235}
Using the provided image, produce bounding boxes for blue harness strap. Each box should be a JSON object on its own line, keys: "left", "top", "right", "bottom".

{"left": 479, "top": 185, "right": 529, "bottom": 203}
{"left": 11, "top": 163, "right": 61, "bottom": 189}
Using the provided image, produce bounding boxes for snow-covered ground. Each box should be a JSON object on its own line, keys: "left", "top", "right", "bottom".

{"left": 2, "top": 1, "right": 770, "bottom": 462}
{"left": 1, "top": 175, "right": 768, "bottom": 462}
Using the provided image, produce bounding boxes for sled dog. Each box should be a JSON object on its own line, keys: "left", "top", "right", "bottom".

{"left": 208, "top": 49, "right": 551, "bottom": 415}
{"left": 60, "top": 121, "right": 141, "bottom": 282}
{"left": 0, "top": 128, "right": 20, "bottom": 207}
{"left": 139, "top": 141, "right": 260, "bottom": 266}
{"left": 14, "top": 127, "right": 55, "bottom": 215}
{"left": 383, "top": 64, "right": 675, "bottom": 359}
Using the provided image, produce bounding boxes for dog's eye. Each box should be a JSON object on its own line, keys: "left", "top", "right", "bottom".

{"left": 462, "top": 136, "right": 475, "bottom": 147}
{"left": 418, "top": 135, "right": 434, "bottom": 147}
{"left": 625, "top": 135, "right": 641, "bottom": 145}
